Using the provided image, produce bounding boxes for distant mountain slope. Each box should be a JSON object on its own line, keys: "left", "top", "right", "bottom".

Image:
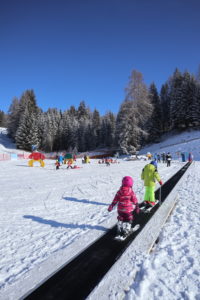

{"left": 139, "top": 129, "right": 200, "bottom": 161}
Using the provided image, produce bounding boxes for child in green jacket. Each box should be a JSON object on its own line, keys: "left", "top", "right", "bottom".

{"left": 141, "top": 161, "right": 163, "bottom": 207}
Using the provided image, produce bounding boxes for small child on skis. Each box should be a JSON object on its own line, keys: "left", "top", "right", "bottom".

{"left": 141, "top": 160, "right": 163, "bottom": 207}
{"left": 67, "top": 159, "right": 73, "bottom": 169}
{"left": 105, "top": 158, "right": 110, "bottom": 166}
{"left": 55, "top": 160, "right": 60, "bottom": 170}
{"left": 108, "top": 176, "right": 139, "bottom": 238}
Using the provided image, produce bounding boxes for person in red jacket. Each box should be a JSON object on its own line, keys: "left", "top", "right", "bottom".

{"left": 108, "top": 176, "right": 139, "bottom": 237}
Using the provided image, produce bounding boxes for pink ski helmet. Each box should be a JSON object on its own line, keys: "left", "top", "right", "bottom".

{"left": 122, "top": 176, "right": 133, "bottom": 187}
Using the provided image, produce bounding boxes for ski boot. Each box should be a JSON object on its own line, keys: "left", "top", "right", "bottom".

{"left": 117, "top": 220, "right": 123, "bottom": 235}
{"left": 121, "top": 222, "right": 132, "bottom": 238}
{"left": 142, "top": 200, "right": 159, "bottom": 213}
{"left": 144, "top": 201, "right": 156, "bottom": 208}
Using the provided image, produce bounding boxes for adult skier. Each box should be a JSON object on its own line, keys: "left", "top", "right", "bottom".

{"left": 166, "top": 152, "right": 172, "bottom": 167}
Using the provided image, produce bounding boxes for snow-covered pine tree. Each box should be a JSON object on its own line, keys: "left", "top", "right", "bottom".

{"left": 15, "top": 108, "right": 39, "bottom": 151}
{"left": 160, "top": 83, "right": 171, "bottom": 133}
{"left": 53, "top": 110, "right": 63, "bottom": 152}
{"left": 77, "top": 124, "right": 86, "bottom": 152}
{"left": 91, "top": 109, "right": 101, "bottom": 149}
{"left": 21, "top": 90, "right": 39, "bottom": 113}
{"left": 196, "top": 64, "right": 200, "bottom": 83}
{"left": 7, "top": 97, "right": 21, "bottom": 139}
{"left": 37, "top": 111, "right": 46, "bottom": 150}
{"left": 101, "top": 112, "right": 116, "bottom": 147}
{"left": 84, "top": 123, "right": 94, "bottom": 150}
{"left": 60, "top": 111, "right": 75, "bottom": 151}
{"left": 116, "top": 70, "right": 152, "bottom": 153}
{"left": 182, "top": 72, "right": 199, "bottom": 128}
{"left": 76, "top": 101, "right": 91, "bottom": 152}
{"left": 191, "top": 76, "right": 200, "bottom": 127}
{"left": 0, "top": 110, "right": 7, "bottom": 127}
{"left": 15, "top": 90, "right": 40, "bottom": 150}
{"left": 41, "top": 109, "right": 62, "bottom": 152}
{"left": 194, "top": 80, "right": 200, "bottom": 127}
{"left": 145, "top": 83, "right": 162, "bottom": 143}
{"left": 169, "top": 68, "right": 185, "bottom": 130}
{"left": 67, "top": 110, "right": 79, "bottom": 151}
{"left": 77, "top": 101, "right": 90, "bottom": 122}
{"left": 116, "top": 100, "right": 139, "bottom": 154}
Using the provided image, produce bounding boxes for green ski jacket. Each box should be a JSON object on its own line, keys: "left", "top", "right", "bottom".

{"left": 141, "top": 163, "right": 161, "bottom": 187}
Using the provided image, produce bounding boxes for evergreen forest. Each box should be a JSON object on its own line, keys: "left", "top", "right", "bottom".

{"left": 2, "top": 68, "right": 200, "bottom": 154}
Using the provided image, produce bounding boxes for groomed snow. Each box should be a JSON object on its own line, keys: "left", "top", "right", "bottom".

{"left": 0, "top": 129, "right": 200, "bottom": 300}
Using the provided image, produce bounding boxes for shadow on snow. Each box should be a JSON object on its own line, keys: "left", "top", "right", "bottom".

{"left": 23, "top": 215, "right": 107, "bottom": 232}
{"left": 63, "top": 196, "right": 107, "bottom": 206}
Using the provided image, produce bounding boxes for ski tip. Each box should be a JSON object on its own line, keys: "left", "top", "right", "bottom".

{"left": 114, "top": 236, "right": 125, "bottom": 241}
{"left": 132, "top": 224, "right": 140, "bottom": 231}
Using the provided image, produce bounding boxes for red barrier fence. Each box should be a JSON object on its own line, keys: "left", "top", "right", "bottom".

{"left": 89, "top": 153, "right": 114, "bottom": 159}
{"left": 0, "top": 151, "right": 115, "bottom": 161}
{"left": 17, "top": 153, "right": 30, "bottom": 159}
{"left": 0, "top": 153, "right": 10, "bottom": 161}
{"left": 0, "top": 153, "right": 30, "bottom": 161}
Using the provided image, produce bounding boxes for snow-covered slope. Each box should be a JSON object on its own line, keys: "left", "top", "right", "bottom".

{"left": 0, "top": 128, "right": 200, "bottom": 300}
{"left": 0, "top": 128, "right": 17, "bottom": 153}
{"left": 139, "top": 129, "right": 200, "bottom": 161}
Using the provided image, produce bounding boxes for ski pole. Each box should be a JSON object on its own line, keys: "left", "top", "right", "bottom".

{"left": 159, "top": 185, "right": 162, "bottom": 206}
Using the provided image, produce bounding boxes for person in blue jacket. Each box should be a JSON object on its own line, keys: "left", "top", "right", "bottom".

{"left": 58, "top": 155, "right": 63, "bottom": 165}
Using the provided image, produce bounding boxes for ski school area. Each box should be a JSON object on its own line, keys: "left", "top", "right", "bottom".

{"left": 1, "top": 148, "right": 199, "bottom": 300}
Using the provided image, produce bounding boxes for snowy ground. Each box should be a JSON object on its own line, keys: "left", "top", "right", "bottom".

{"left": 0, "top": 129, "right": 200, "bottom": 300}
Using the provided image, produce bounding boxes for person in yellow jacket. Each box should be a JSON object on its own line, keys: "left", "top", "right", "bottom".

{"left": 141, "top": 160, "right": 163, "bottom": 207}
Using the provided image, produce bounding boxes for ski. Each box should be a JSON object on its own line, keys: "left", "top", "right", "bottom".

{"left": 140, "top": 200, "right": 159, "bottom": 213}
{"left": 114, "top": 224, "right": 140, "bottom": 241}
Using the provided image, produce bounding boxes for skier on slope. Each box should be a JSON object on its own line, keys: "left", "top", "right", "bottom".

{"left": 166, "top": 152, "right": 172, "bottom": 167}
{"left": 188, "top": 152, "right": 193, "bottom": 162}
{"left": 141, "top": 161, "right": 163, "bottom": 207}
{"left": 107, "top": 176, "right": 140, "bottom": 238}
{"left": 55, "top": 159, "right": 60, "bottom": 170}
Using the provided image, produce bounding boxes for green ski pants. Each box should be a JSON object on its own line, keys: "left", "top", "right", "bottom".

{"left": 144, "top": 186, "right": 155, "bottom": 202}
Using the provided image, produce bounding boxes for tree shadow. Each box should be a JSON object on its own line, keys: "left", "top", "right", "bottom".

{"left": 63, "top": 196, "right": 107, "bottom": 206}
{"left": 23, "top": 215, "right": 107, "bottom": 232}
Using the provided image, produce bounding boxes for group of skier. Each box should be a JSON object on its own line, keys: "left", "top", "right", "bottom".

{"left": 98, "top": 158, "right": 118, "bottom": 166}
{"left": 153, "top": 152, "right": 172, "bottom": 166}
{"left": 108, "top": 160, "right": 163, "bottom": 239}
{"left": 55, "top": 154, "right": 79, "bottom": 170}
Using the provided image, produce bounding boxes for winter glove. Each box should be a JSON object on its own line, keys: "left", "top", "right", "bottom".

{"left": 135, "top": 205, "right": 140, "bottom": 214}
{"left": 159, "top": 180, "right": 163, "bottom": 186}
{"left": 108, "top": 205, "right": 113, "bottom": 212}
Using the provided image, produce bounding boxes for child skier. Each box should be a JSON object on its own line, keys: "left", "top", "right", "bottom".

{"left": 67, "top": 159, "right": 73, "bottom": 169}
{"left": 108, "top": 176, "right": 139, "bottom": 238}
{"left": 55, "top": 160, "right": 60, "bottom": 170}
{"left": 141, "top": 161, "right": 163, "bottom": 207}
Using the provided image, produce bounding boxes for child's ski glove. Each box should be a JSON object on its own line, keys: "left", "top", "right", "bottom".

{"left": 135, "top": 204, "right": 140, "bottom": 214}
{"left": 159, "top": 180, "right": 163, "bottom": 185}
{"left": 108, "top": 205, "right": 113, "bottom": 212}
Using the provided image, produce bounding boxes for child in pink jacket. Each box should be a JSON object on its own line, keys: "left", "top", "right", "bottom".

{"left": 108, "top": 176, "right": 139, "bottom": 236}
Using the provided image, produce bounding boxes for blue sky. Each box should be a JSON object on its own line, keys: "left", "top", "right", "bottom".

{"left": 0, "top": 0, "right": 200, "bottom": 115}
